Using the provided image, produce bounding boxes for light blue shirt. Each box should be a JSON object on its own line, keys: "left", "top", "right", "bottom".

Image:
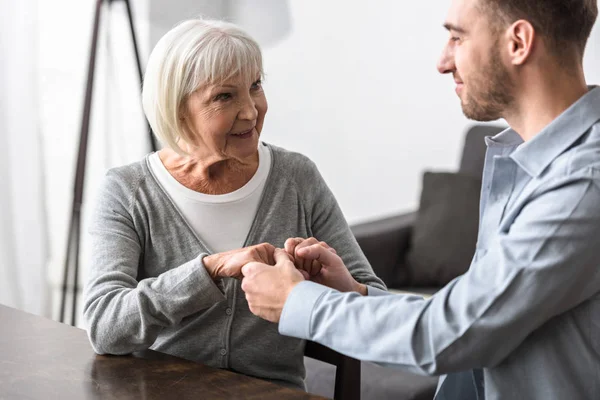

{"left": 280, "top": 86, "right": 600, "bottom": 400}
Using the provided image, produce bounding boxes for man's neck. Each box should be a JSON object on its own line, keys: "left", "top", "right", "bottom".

{"left": 505, "top": 70, "right": 588, "bottom": 142}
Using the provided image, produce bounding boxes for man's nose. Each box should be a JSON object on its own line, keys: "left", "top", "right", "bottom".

{"left": 437, "top": 43, "right": 455, "bottom": 75}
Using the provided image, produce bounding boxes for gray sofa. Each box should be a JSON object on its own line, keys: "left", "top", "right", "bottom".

{"left": 352, "top": 124, "right": 503, "bottom": 295}
{"left": 304, "top": 124, "right": 505, "bottom": 400}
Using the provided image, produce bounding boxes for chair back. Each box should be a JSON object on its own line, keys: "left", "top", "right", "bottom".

{"left": 305, "top": 341, "right": 361, "bottom": 400}
{"left": 459, "top": 124, "right": 506, "bottom": 177}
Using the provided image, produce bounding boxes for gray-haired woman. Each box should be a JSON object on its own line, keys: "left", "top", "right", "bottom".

{"left": 83, "top": 18, "right": 385, "bottom": 390}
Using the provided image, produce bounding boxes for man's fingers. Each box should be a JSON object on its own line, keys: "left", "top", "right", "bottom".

{"left": 284, "top": 237, "right": 302, "bottom": 255}
{"left": 285, "top": 238, "right": 332, "bottom": 275}
{"left": 241, "top": 262, "right": 263, "bottom": 277}
{"left": 294, "top": 238, "right": 319, "bottom": 270}
{"left": 296, "top": 243, "right": 341, "bottom": 266}
{"left": 241, "top": 264, "right": 253, "bottom": 277}
{"left": 274, "top": 248, "right": 294, "bottom": 266}
{"left": 319, "top": 241, "right": 337, "bottom": 254}
{"left": 310, "top": 259, "right": 322, "bottom": 276}
{"left": 302, "top": 257, "right": 313, "bottom": 274}
{"left": 299, "top": 269, "right": 310, "bottom": 280}
{"left": 285, "top": 238, "right": 306, "bottom": 269}
{"left": 294, "top": 237, "right": 319, "bottom": 253}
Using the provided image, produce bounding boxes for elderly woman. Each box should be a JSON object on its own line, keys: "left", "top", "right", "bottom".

{"left": 83, "top": 18, "right": 385, "bottom": 389}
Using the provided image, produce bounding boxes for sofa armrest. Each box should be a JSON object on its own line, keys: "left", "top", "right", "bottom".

{"left": 351, "top": 212, "right": 416, "bottom": 287}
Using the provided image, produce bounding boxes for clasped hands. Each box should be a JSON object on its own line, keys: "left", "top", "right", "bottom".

{"left": 202, "top": 238, "right": 366, "bottom": 322}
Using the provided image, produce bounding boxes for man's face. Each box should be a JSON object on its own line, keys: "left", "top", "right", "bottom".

{"left": 437, "top": 0, "right": 514, "bottom": 121}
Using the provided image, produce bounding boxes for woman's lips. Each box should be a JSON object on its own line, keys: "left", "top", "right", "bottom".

{"left": 231, "top": 128, "right": 254, "bottom": 139}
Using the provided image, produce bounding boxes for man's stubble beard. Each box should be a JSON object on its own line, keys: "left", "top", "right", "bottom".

{"left": 461, "top": 40, "right": 515, "bottom": 121}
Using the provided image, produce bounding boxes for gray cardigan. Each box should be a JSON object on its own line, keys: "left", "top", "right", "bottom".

{"left": 83, "top": 142, "right": 386, "bottom": 389}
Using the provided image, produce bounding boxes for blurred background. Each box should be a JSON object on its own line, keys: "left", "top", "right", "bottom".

{"left": 1, "top": 0, "right": 599, "bottom": 325}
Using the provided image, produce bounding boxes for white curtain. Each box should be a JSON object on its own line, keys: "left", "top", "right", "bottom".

{"left": 38, "top": 0, "right": 151, "bottom": 325}
{"left": 0, "top": 0, "right": 150, "bottom": 324}
{"left": 0, "top": 0, "right": 50, "bottom": 316}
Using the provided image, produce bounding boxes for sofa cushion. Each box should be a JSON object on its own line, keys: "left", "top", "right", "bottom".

{"left": 405, "top": 171, "right": 481, "bottom": 286}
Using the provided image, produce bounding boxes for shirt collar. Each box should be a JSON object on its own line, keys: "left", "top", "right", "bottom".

{"left": 485, "top": 85, "right": 600, "bottom": 177}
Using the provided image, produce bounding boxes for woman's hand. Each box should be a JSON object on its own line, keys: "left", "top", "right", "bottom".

{"left": 203, "top": 243, "right": 276, "bottom": 280}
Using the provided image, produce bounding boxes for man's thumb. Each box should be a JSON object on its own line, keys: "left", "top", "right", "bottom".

{"left": 274, "top": 248, "right": 294, "bottom": 266}
{"left": 241, "top": 262, "right": 259, "bottom": 277}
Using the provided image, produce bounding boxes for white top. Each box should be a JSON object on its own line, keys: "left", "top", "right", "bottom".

{"left": 148, "top": 143, "right": 271, "bottom": 253}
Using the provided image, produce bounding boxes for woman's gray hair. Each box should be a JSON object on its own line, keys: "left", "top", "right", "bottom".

{"left": 142, "top": 18, "right": 264, "bottom": 153}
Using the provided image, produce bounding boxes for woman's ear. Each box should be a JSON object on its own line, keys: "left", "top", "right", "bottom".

{"left": 506, "top": 19, "right": 535, "bottom": 66}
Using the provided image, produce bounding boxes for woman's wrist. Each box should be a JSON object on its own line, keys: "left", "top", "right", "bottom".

{"left": 353, "top": 282, "right": 368, "bottom": 296}
{"left": 202, "top": 254, "right": 220, "bottom": 280}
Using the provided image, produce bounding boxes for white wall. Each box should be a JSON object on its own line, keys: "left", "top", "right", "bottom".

{"left": 258, "top": 1, "right": 470, "bottom": 223}
{"left": 150, "top": 0, "right": 600, "bottom": 224}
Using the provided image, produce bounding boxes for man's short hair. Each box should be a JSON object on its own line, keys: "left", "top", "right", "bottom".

{"left": 479, "top": 0, "right": 598, "bottom": 59}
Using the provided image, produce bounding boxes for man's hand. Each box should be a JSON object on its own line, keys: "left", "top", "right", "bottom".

{"left": 284, "top": 237, "right": 337, "bottom": 278}
{"left": 203, "top": 243, "right": 276, "bottom": 280}
{"left": 286, "top": 238, "right": 367, "bottom": 295}
{"left": 241, "top": 249, "right": 305, "bottom": 323}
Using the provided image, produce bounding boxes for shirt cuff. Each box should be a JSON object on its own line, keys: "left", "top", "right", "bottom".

{"left": 367, "top": 285, "right": 391, "bottom": 297}
{"left": 279, "top": 281, "right": 331, "bottom": 340}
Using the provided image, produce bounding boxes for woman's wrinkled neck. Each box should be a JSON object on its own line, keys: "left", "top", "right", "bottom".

{"left": 158, "top": 147, "right": 259, "bottom": 195}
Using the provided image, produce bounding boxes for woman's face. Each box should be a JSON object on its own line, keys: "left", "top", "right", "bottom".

{"left": 182, "top": 74, "right": 267, "bottom": 162}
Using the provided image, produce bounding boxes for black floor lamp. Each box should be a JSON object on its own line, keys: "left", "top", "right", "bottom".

{"left": 59, "top": 0, "right": 157, "bottom": 325}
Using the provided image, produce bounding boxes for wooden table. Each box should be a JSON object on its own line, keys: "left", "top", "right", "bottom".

{"left": 0, "top": 305, "right": 326, "bottom": 399}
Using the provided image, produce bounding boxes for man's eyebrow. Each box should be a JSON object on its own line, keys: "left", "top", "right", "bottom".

{"left": 443, "top": 23, "right": 467, "bottom": 34}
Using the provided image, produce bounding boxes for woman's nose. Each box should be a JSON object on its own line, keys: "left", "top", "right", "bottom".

{"left": 238, "top": 97, "right": 258, "bottom": 120}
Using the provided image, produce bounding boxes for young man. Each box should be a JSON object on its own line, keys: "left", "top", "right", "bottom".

{"left": 241, "top": 0, "right": 600, "bottom": 398}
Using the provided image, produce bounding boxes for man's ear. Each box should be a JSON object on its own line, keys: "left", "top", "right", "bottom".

{"left": 506, "top": 19, "right": 536, "bottom": 66}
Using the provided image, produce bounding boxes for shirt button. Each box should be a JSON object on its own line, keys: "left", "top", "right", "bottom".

{"left": 225, "top": 308, "right": 232, "bottom": 315}
{"left": 220, "top": 349, "right": 227, "bottom": 356}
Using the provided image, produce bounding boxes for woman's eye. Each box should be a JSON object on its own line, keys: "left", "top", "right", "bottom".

{"left": 451, "top": 36, "right": 461, "bottom": 42}
{"left": 214, "top": 93, "right": 232, "bottom": 101}
{"left": 251, "top": 79, "right": 262, "bottom": 90}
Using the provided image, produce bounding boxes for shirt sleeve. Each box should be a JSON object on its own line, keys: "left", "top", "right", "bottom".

{"left": 83, "top": 171, "right": 226, "bottom": 355}
{"left": 303, "top": 160, "right": 387, "bottom": 291}
{"left": 366, "top": 285, "right": 392, "bottom": 296}
{"left": 280, "top": 174, "right": 600, "bottom": 375}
